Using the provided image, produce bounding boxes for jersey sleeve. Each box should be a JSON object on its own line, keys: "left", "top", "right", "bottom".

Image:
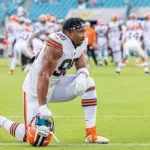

{"left": 46, "top": 33, "right": 63, "bottom": 52}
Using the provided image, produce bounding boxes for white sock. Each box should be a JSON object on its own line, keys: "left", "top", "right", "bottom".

{"left": 98, "top": 60, "right": 102, "bottom": 65}
{"left": 144, "top": 67, "right": 149, "bottom": 73}
{"left": 0, "top": 116, "right": 25, "bottom": 141}
{"left": 116, "top": 66, "right": 121, "bottom": 72}
{"left": 8, "top": 57, "right": 13, "bottom": 67}
{"left": 82, "top": 88, "right": 97, "bottom": 128}
{"left": 135, "top": 57, "right": 139, "bottom": 63}
{"left": 83, "top": 106, "right": 97, "bottom": 128}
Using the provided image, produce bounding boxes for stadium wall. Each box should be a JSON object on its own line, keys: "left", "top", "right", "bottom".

{"left": 66, "top": 8, "right": 150, "bottom": 22}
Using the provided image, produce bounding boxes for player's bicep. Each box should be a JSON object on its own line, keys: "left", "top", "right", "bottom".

{"left": 39, "top": 46, "right": 62, "bottom": 78}
{"left": 75, "top": 53, "right": 88, "bottom": 70}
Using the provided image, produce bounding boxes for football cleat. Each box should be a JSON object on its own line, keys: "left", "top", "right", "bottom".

{"left": 104, "top": 60, "right": 108, "bottom": 66}
{"left": 8, "top": 70, "right": 13, "bottom": 75}
{"left": 145, "top": 71, "right": 150, "bottom": 74}
{"left": 135, "top": 61, "right": 139, "bottom": 65}
{"left": 85, "top": 126, "right": 109, "bottom": 144}
{"left": 116, "top": 71, "right": 120, "bottom": 75}
{"left": 26, "top": 116, "right": 54, "bottom": 146}
{"left": 124, "top": 61, "right": 129, "bottom": 66}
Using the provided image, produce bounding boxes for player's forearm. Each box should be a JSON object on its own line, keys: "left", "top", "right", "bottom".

{"left": 37, "top": 74, "right": 49, "bottom": 106}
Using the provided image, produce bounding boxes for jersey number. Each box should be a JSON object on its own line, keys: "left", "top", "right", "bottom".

{"left": 128, "top": 32, "right": 139, "bottom": 40}
{"left": 8, "top": 26, "right": 13, "bottom": 34}
{"left": 56, "top": 33, "right": 67, "bottom": 41}
{"left": 20, "top": 33, "right": 29, "bottom": 40}
{"left": 53, "top": 58, "right": 78, "bottom": 76}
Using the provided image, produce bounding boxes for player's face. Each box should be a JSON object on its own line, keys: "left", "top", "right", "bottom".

{"left": 40, "top": 18, "right": 46, "bottom": 24}
{"left": 72, "top": 28, "right": 86, "bottom": 46}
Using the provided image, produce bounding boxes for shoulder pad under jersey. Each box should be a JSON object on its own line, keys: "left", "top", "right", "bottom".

{"left": 46, "top": 32, "right": 64, "bottom": 52}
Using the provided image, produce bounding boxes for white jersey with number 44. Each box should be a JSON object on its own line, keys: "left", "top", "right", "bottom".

{"left": 125, "top": 30, "right": 143, "bottom": 43}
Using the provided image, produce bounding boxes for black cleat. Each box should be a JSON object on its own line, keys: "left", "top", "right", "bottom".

{"left": 98, "top": 64, "right": 103, "bottom": 66}
{"left": 116, "top": 71, "right": 120, "bottom": 75}
{"left": 145, "top": 72, "right": 150, "bottom": 74}
{"left": 104, "top": 60, "right": 108, "bottom": 66}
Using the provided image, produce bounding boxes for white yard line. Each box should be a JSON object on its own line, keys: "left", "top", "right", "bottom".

{"left": 5, "top": 115, "right": 150, "bottom": 118}
{"left": 0, "top": 143, "right": 150, "bottom": 146}
{"left": 0, "top": 99, "right": 149, "bottom": 102}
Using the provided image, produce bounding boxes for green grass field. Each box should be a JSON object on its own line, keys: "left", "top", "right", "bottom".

{"left": 0, "top": 58, "right": 150, "bottom": 150}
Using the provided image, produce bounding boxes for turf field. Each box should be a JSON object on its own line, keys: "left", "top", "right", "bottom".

{"left": 0, "top": 58, "right": 150, "bottom": 150}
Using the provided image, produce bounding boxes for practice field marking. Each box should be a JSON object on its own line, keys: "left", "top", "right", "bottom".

{"left": 5, "top": 115, "right": 150, "bottom": 118}
{"left": 0, "top": 89, "right": 150, "bottom": 92}
{"left": 0, "top": 142, "right": 150, "bottom": 147}
{"left": 1, "top": 99, "right": 149, "bottom": 102}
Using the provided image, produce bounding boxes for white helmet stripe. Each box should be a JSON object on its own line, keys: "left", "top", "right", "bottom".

{"left": 36, "top": 135, "right": 44, "bottom": 146}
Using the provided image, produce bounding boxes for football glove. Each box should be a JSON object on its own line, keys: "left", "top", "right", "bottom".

{"left": 39, "top": 104, "right": 52, "bottom": 120}
{"left": 36, "top": 125, "right": 51, "bottom": 137}
{"left": 71, "top": 73, "right": 87, "bottom": 96}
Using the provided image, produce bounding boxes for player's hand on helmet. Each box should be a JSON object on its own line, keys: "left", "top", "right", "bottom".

{"left": 39, "top": 104, "right": 52, "bottom": 120}
{"left": 71, "top": 73, "right": 87, "bottom": 96}
{"left": 37, "top": 126, "right": 50, "bottom": 137}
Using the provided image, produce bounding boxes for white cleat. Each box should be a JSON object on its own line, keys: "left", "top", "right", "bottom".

{"left": 85, "top": 134, "right": 109, "bottom": 144}
{"left": 85, "top": 126, "right": 109, "bottom": 144}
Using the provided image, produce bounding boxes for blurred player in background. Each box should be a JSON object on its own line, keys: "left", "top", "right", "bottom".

{"left": 17, "top": 16, "right": 31, "bottom": 70}
{"left": 95, "top": 19, "right": 108, "bottom": 66}
{"left": 5, "top": 15, "right": 19, "bottom": 67}
{"left": 141, "top": 13, "right": 150, "bottom": 57}
{"left": 0, "top": 17, "right": 109, "bottom": 146}
{"left": 108, "top": 14, "right": 122, "bottom": 65}
{"left": 116, "top": 24, "right": 149, "bottom": 74}
{"left": 126, "top": 12, "right": 141, "bottom": 64}
{"left": 85, "top": 21, "right": 98, "bottom": 66}
{"left": 25, "top": 18, "right": 33, "bottom": 32}
{"left": 32, "top": 14, "right": 50, "bottom": 55}
{"left": 34, "top": 14, "right": 51, "bottom": 41}
{"left": 9, "top": 26, "right": 34, "bottom": 75}
{"left": 126, "top": 13, "right": 141, "bottom": 29}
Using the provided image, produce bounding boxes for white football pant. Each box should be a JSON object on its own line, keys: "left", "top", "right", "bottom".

{"left": 109, "top": 38, "right": 122, "bottom": 64}
{"left": 123, "top": 40, "right": 146, "bottom": 59}
{"left": 97, "top": 37, "right": 108, "bottom": 61}
{"left": 32, "top": 38, "right": 43, "bottom": 55}
{"left": 7, "top": 36, "right": 16, "bottom": 66}
{"left": 10, "top": 42, "right": 33, "bottom": 70}
{"left": 23, "top": 75, "right": 97, "bottom": 127}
